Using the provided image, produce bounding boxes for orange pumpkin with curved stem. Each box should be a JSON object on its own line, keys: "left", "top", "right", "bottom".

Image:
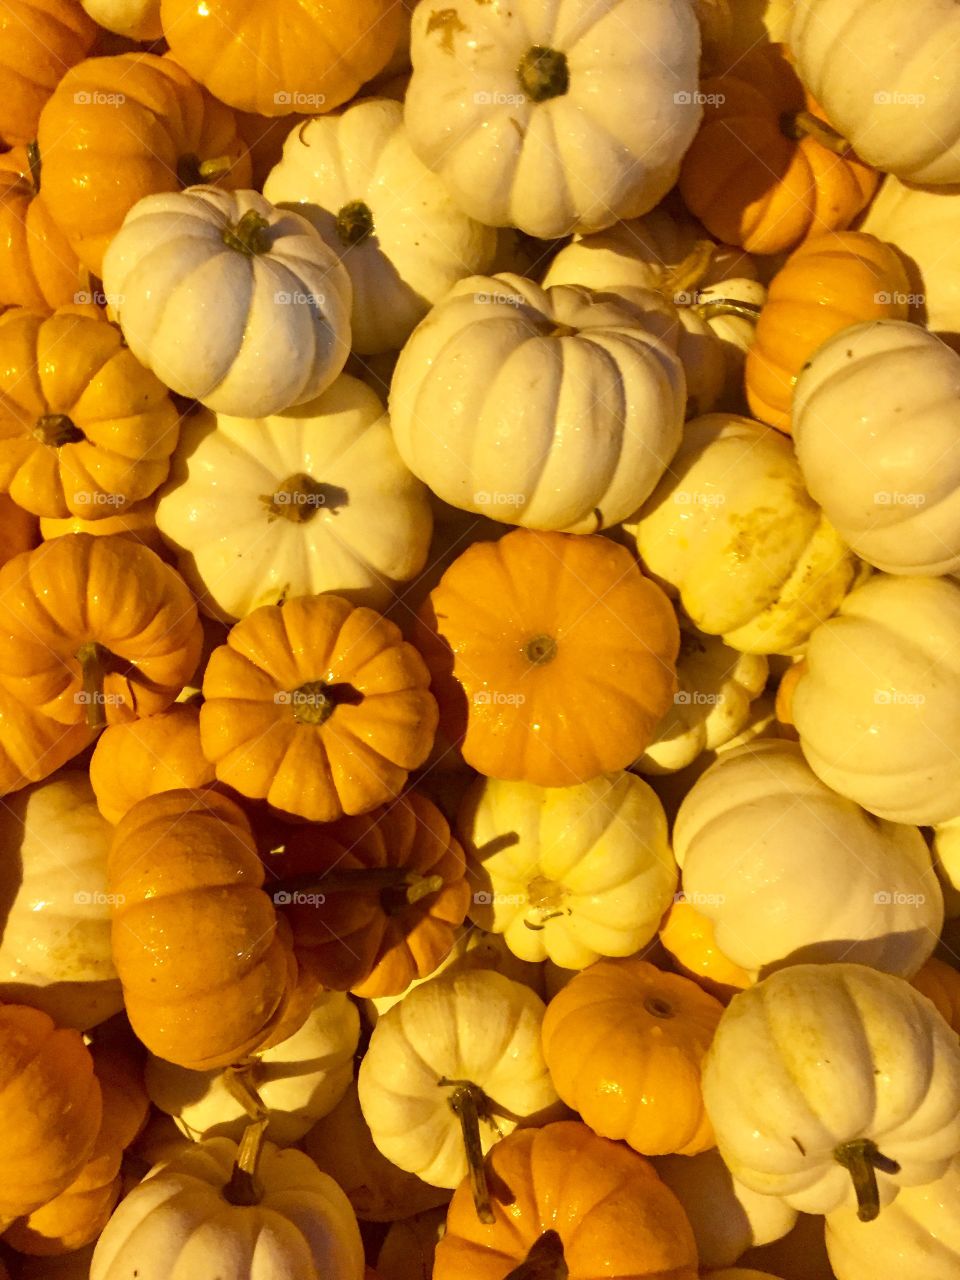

{"left": 0, "top": 308, "right": 181, "bottom": 518}
{"left": 433, "top": 1120, "right": 698, "bottom": 1280}
{"left": 912, "top": 957, "right": 960, "bottom": 1035}
{"left": 270, "top": 791, "right": 471, "bottom": 997}
{"left": 679, "top": 44, "right": 877, "bottom": 254}
{"left": 0, "top": 0, "right": 96, "bottom": 146}
{"left": 199, "top": 595, "right": 438, "bottom": 822}
{"left": 0, "top": 1004, "right": 102, "bottom": 1223}
{"left": 0, "top": 492, "right": 38, "bottom": 566}
{"left": 541, "top": 957, "right": 724, "bottom": 1156}
{"left": 0, "top": 534, "right": 203, "bottom": 729}
{"left": 37, "top": 52, "right": 252, "bottom": 276}
{"left": 415, "top": 529, "right": 679, "bottom": 788}
{"left": 745, "top": 232, "right": 911, "bottom": 433}
{"left": 0, "top": 147, "right": 86, "bottom": 311}
{"left": 659, "top": 898, "right": 753, "bottom": 1002}
{"left": 108, "top": 788, "right": 312, "bottom": 1071}
{"left": 89, "top": 703, "right": 215, "bottom": 824}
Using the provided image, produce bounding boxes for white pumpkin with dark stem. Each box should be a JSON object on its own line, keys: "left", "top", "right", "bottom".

{"left": 155, "top": 376, "right": 432, "bottom": 620}
{"left": 102, "top": 187, "right": 353, "bottom": 419}
{"left": 404, "top": 0, "right": 703, "bottom": 238}
{"left": 263, "top": 98, "right": 498, "bottom": 354}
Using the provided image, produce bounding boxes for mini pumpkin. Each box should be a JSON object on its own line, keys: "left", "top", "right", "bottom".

{"left": 542, "top": 957, "right": 724, "bottom": 1156}
{"left": 0, "top": 686, "right": 91, "bottom": 797}
{"left": 679, "top": 44, "right": 877, "bottom": 254}
{"left": 415, "top": 529, "right": 679, "bottom": 786}
{"left": 0, "top": 492, "right": 37, "bottom": 566}
{"left": 200, "top": 594, "right": 437, "bottom": 822}
{"left": 912, "top": 958, "right": 960, "bottom": 1036}
{"left": 0, "top": 146, "right": 85, "bottom": 311}
{"left": 0, "top": 0, "right": 96, "bottom": 146}
{"left": 39, "top": 498, "right": 164, "bottom": 554}
{"left": 659, "top": 897, "right": 754, "bottom": 1002}
{"left": 0, "top": 534, "right": 202, "bottom": 729}
{"left": 0, "top": 307, "right": 180, "bottom": 518}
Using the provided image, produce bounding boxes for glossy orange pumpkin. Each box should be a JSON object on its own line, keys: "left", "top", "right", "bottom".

{"left": 433, "top": 1120, "right": 698, "bottom": 1280}
{"left": 39, "top": 498, "right": 165, "bottom": 554}
{"left": 0, "top": 147, "right": 85, "bottom": 311}
{"left": 745, "top": 232, "right": 911, "bottom": 432}
{"left": 0, "top": 534, "right": 202, "bottom": 728}
{"left": 200, "top": 595, "right": 438, "bottom": 822}
{"left": 0, "top": 0, "right": 96, "bottom": 146}
{"left": 37, "top": 52, "right": 252, "bottom": 276}
{"left": 269, "top": 791, "right": 471, "bottom": 997}
{"left": 0, "top": 307, "right": 181, "bottom": 517}
{"left": 0, "top": 1003, "right": 102, "bottom": 1223}
{"left": 912, "top": 957, "right": 960, "bottom": 1035}
{"left": 108, "top": 788, "right": 311, "bottom": 1071}
{"left": 0, "top": 492, "right": 38, "bottom": 566}
{"left": 659, "top": 898, "right": 753, "bottom": 1003}
{"left": 541, "top": 957, "right": 724, "bottom": 1157}
{"left": 160, "top": 0, "right": 403, "bottom": 117}
{"left": 679, "top": 45, "right": 877, "bottom": 254}
{"left": 415, "top": 529, "right": 679, "bottom": 787}
{"left": 0, "top": 686, "right": 91, "bottom": 796}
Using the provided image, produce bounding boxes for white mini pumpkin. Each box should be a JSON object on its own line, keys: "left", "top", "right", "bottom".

{"left": 456, "top": 771, "right": 678, "bottom": 970}
{"left": 702, "top": 963, "right": 960, "bottom": 1217}
{"left": 90, "top": 1136, "right": 365, "bottom": 1280}
{"left": 792, "top": 574, "right": 960, "bottom": 825}
{"left": 145, "top": 991, "right": 359, "bottom": 1146}
{"left": 634, "top": 623, "right": 769, "bottom": 774}
{"left": 80, "top": 0, "right": 162, "bottom": 39}
{"left": 102, "top": 187, "right": 353, "bottom": 418}
{"left": 404, "top": 0, "right": 703, "bottom": 239}
{"left": 790, "top": 0, "right": 960, "bottom": 184}
{"left": 389, "top": 274, "right": 685, "bottom": 532}
{"left": 623, "top": 413, "right": 857, "bottom": 654}
{"left": 793, "top": 321, "right": 960, "bottom": 575}
{"left": 673, "top": 740, "right": 943, "bottom": 978}
{"left": 0, "top": 771, "right": 123, "bottom": 1030}
{"left": 263, "top": 98, "right": 498, "bottom": 354}
{"left": 825, "top": 1151, "right": 960, "bottom": 1279}
{"left": 155, "top": 376, "right": 432, "bottom": 620}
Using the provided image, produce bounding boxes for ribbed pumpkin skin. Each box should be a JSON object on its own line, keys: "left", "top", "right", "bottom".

{"left": 0, "top": 0, "right": 97, "bottom": 146}
{"left": 0, "top": 148, "right": 85, "bottom": 311}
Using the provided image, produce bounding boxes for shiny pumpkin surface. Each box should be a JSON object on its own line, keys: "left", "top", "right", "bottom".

{"left": 0, "top": 147, "right": 85, "bottom": 311}
{"left": 0, "top": 0, "right": 96, "bottom": 146}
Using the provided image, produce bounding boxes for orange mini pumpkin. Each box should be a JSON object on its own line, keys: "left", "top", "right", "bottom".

{"left": 745, "top": 232, "right": 911, "bottom": 433}
{"left": 679, "top": 44, "right": 877, "bottom": 254}
{"left": 0, "top": 534, "right": 202, "bottom": 728}
{"left": 0, "top": 0, "right": 96, "bottom": 146}
{"left": 37, "top": 52, "right": 252, "bottom": 277}
{"left": 541, "top": 957, "right": 724, "bottom": 1157}
{"left": 0, "top": 1003, "right": 102, "bottom": 1224}
{"left": 39, "top": 498, "right": 165, "bottom": 555}
{"left": 0, "top": 686, "right": 91, "bottom": 796}
{"left": 433, "top": 1120, "right": 698, "bottom": 1280}
{"left": 0, "top": 307, "right": 181, "bottom": 518}
{"left": 108, "top": 788, "right": 311, "bottom": 1071}
{"left": 659, "top": 898, "right": 753, "bottom": 1003}
{"left": 270, "top": 791, "right": 471, "bottom": 997}
{"left": 0, "top": 146, "right": 86, "bottom": 312}
{"left": 200, "top": 594, "right": 438, "bottom": 822}
{"left": 415, "top": 529, "right": 679, "bottom": 788}
{"left": 912, "top": 957, "right": 960, "bottom": 1035}
{"left": 0, "top": 491, "right": 38, "bottom": 566}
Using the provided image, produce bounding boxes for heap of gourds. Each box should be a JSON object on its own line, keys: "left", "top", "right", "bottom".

{"left": 1, "top": 0, "right": 960, "bottom": 1277}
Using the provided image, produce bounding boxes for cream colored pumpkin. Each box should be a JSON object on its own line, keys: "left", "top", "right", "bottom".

{"left": 90, "top": 1137, "right": 364, "bottom": 1279}
{"left": 80, "top": 0, "right": 162, "bottom": 39}
{"left": 263, "top": 99, "right": 498, "bottom": 354}
{"left": 404, "top": 0, "right": 702, "bottom": 239}
{"left": 0, "top": 771, "right": 123, "bottom": 1030}
{"left": 674, "top": 740, "right": 942, "bottom": 978}
{"left": 702, "top": 963, "right": 960, "bottom": 1215}
{"left": 825, "top": 1151, "right": 960, "bottom": 1279}
{"left": 389, "top": 274, "right": 685, "bottom": 532}
{"left": 155, "top": 376, "right": 432, "bottom": 621}
{"left": 653, "top": 1149, "right": 798, "bottom": 1268}
{"left": 792, "top": 574, "right": 960, "bottom": 825}
{"left": 357, "top": 969, "right": 563, "bottom": 1189}
{"left": 102, "top": 187, "right": 353, "bottom": 419}
{"left": 456, "top": 771, "right": 678, "bottom": 969}
{"left": 793, "top": 321, "right": 960, "bottom": 575}
{"left": 623, "top": 413, "right": 857, "bottom": 654}
{"left": 634, "top": 623, "right": 769, "bottom": 774}
{"left": 145, "top": 992, "right": 359, "bottom": 1146}
{"left": 790, "top": 0, "right": 960, "bottom": 184}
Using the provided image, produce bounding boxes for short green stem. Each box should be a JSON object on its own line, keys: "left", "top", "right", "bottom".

{"left": 505, "top": 1231, "right": 568, "bottom": 1280}
{"left": 781, "top": 109, "right": 852, "bottom": 156}
{"left": 26, "top": 140, "right": 41, "bottom": 191}
{"left": 34, "top": 413, "right": 84, "bottom": 447}
{"left": 178, "top": 152, "right": 235, "bottom": 187}
{"left": 271, "top": 868, "right": 444, "bottom": 905}
{"left": 524, "top": 635, "right": 557, "bottom": 666}
{"left": 336, "top": 200, "right": 375, "bottom": 247}
{"left": 222, "top": 209, "right": 272, "bottom": 257}
{"left": 438, "top": 1079, "right": 496, "bottom": 1224}
{"left": 517, "top": 46, "right": 570, "bottom": 103}
{"left": 692, "top": 298, "right": 764, "bottom": 322}
{"left": 76, "top": 640, "right": 110, "bottom": 730}
{"left": 834, "top": 1138, "right": 900, "bottom": 1222}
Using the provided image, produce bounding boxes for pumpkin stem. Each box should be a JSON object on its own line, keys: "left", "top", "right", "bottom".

{"left": 259, "top": 474, "right": 349, "bottom": 524}
{"left": 505, "top": 1231, "right": 569, "bottom": 1280}
{"left": 524, "top": 635, "right": 557, "bottom": 666}
{"left": 517, "top": 46, "right": 570, "bottom": 103}
{"left": 222, "top": 1117, "right": 269, "bottom": 1207}
{"left": 33, "top": 413, "right": 84, "bottom": 447}
{"left": 271, "top": 867, "right": 444, "bottom": 905}
{"left": 692, "top": 298, "right": 764, "bottom": 323}
{"left": 438, "top": 1079, "right": 496, "bottom": 1224}
{"left": 663, "top": 240, "right": 717, "bottom": 300}
{"left": 780, "top": 109, "right": 852, "bottom": 156}
{"left": 177, "top": 153, "right": 235, "bottom": 187}
{"left": 834, "top": 1138, "right": 900, "bottom": 1221}
{"left": 76, "top": 640, "right": 111, "bottom": 730}
{"left": 222, "top": 209, "right": 273, "bottom": 257}
{"left": 336, "top": 200, "right": 375, "bottom": 246}
{"left": 26, "top": 140, "right": 41, "bottom": 191}
{"left": 223, "top": 1062, "right": 268, "bottom": 1121}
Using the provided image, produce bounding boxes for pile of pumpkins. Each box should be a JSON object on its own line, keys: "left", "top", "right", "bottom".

{"left": 2, "top": 0, "right": 960, "bottom": 1276}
